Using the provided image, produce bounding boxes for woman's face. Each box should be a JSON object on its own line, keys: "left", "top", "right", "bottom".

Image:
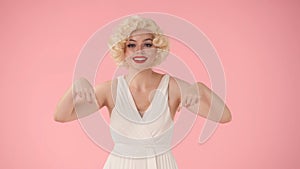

{"left": 123, "top": 29, "right": 158, "bottom": 70}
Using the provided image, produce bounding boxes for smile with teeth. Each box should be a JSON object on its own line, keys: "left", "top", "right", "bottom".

{"left": 133, "top": 56, "right": 147, "bottom": 63}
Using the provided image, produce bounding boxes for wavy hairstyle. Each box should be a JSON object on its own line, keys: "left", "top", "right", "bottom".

{"left": 108, "top": 15, "right": 169, "bottom": 67}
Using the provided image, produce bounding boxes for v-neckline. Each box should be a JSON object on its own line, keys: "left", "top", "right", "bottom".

{"left": 122, "top": 74, "right": 167, "bottom": 120}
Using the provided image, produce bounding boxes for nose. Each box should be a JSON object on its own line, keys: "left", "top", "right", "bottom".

{"left": 136, "top": 44, "right": 142, "bottom": 51}
{"left": 135, "top": 44, "right": 144, "bottom": 53}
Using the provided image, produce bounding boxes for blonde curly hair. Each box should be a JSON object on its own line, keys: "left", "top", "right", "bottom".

{"left": 108, "top": 15, "right": 169, "bottom": 67}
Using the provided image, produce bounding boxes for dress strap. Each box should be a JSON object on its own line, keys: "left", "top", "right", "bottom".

{"left": 157, "top": 74, "right": 170, "bottom": 95}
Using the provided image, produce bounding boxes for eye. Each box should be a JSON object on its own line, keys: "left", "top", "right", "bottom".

{"left": 127, "top": 44, "right": 136, "bottom": 48}
{"left": 144, "top": 43, "right": 153, "bottom": 47}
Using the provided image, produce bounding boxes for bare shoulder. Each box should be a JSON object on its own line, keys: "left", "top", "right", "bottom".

{"left": 94, "top": 80, "right": 110, "bottom": 93}
{"left": 94, "top": 78, "right": 118, "bottom": 109}
{"left": 168, "top": 75, "right": 200, "bottom": 99}
{"left": 168, "top": 75, "right": 192, "bottom": 90}
{"left": 168, "top": 75, "right": 182, "bottom": 101}
{"left": 168, "top": 75, "right": 179, "bottom": 90}
{"left": 169, "top": 76, "right": 207, "bottom": 99}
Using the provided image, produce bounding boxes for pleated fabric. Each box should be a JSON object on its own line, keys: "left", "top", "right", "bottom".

{"left": 103, "top": 74, "right": 178, "bottom": 169}
{"left": 103, "top": 151, "right": 178, "bottom": 169}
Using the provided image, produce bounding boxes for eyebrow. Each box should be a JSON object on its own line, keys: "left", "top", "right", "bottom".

{"left": 128, "top": 38, "right": 153, "bottom": 42}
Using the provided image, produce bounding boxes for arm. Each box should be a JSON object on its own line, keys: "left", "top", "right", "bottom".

{"left": 54, "top": 80, "right": 107, "bottom": 123}
{"left": 54, "top": 86, "right": 75, "bottom": 122}
{"left": 195, "top": 82, "right": 232, "bottom": 123}
{"left": 173, "top": 77, "right": 232, "bottom": 123}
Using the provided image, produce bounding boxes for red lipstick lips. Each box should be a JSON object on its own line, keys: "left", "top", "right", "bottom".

{"left": 132, "top": 56, "right": 147, "bottom": 63}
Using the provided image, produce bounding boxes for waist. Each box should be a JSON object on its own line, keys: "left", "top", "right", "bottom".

{"left": 112, "top": 142, "right": 172, "bottom": 158}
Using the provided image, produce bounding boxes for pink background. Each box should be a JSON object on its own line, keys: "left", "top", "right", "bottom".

{"left": 1, "top": 0, "right": 299, "bottom": 169}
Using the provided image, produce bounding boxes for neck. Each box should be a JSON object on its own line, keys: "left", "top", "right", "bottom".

{"left": 125, "top": 68, "right": 155, "bottom": 90}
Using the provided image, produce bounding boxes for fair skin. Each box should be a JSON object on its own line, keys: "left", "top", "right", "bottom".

{"left": 54, "top": 29, "right": 232, "bottom": 123}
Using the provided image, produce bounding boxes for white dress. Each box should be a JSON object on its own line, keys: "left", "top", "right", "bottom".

{"left": 103, "top": 74, "right": 178, "bottom": 169}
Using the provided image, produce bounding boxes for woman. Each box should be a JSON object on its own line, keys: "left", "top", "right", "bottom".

{"left": 54, "top": 15, "right": 232, "bottom": 169}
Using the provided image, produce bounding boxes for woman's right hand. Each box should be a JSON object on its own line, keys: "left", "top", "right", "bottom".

{"left": 72, "top": 77, "right": 98, "bottom": 105}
